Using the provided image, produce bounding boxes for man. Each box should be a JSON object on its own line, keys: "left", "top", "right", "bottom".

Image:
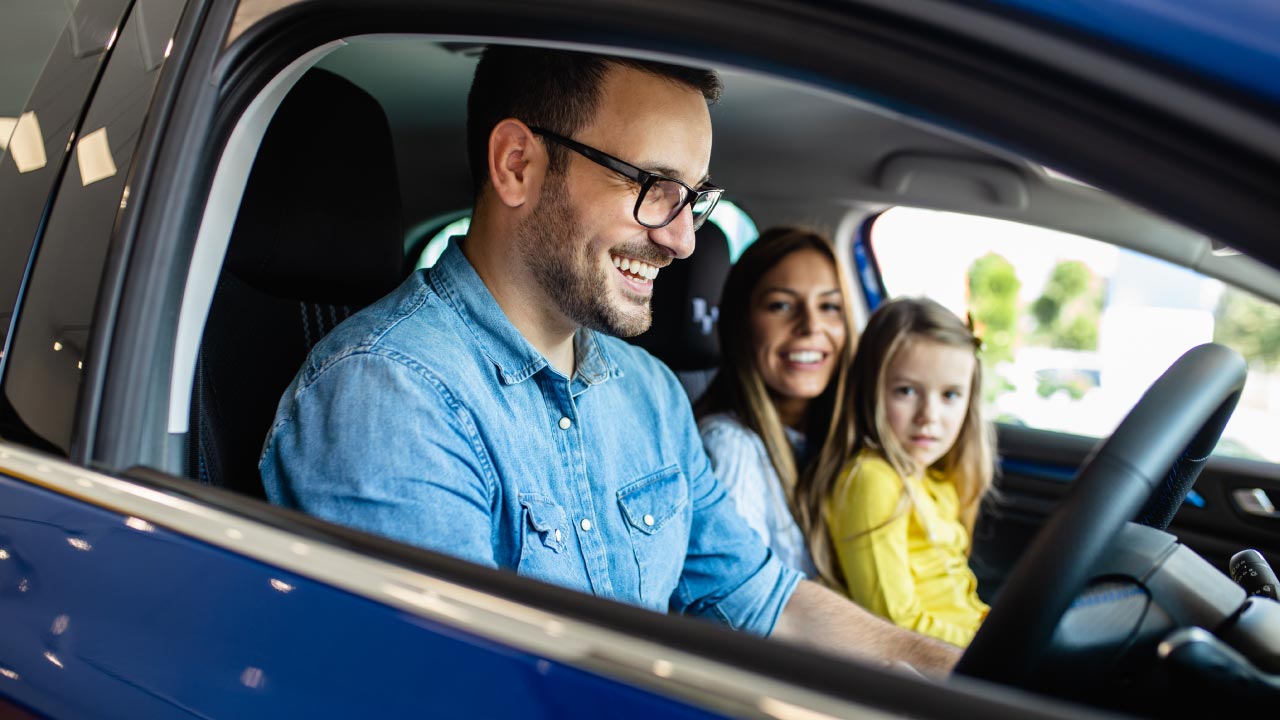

{"left": 261, "top": 46, "right": 959, "bottom": 673}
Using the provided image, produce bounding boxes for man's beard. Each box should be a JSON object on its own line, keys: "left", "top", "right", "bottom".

{"left": 516, "top": 174, "right": 653, "bottom": 337}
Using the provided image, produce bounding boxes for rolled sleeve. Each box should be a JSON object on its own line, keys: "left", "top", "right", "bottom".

{"left": 674, "top": 414, "right": 802, "bottom": 635}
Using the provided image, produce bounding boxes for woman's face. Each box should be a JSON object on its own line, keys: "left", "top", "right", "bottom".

{"left": 748, "top": 248, "right": 847, "bottom": 427}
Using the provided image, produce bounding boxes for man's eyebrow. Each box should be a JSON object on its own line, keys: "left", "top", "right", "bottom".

{"left": 641, "top": 162, "right": 710, "bottom": 187}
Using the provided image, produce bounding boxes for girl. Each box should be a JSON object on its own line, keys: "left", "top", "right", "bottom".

{"left": 815, "top": 297, "right": 994, "bottom": 646}
{"left": 696, "top": 227, "right": 856, "bottom": 578}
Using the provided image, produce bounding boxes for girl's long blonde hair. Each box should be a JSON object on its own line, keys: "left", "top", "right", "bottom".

{"left": 803, "top": 296, "right": 995, "bottom": 590}
{"left": 695, "top": 227, "right": 857, "bottom": 531}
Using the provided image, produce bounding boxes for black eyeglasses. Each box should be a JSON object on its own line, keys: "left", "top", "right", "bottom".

{"left": 529, "top": 127, "right": 723, "bottom": 231}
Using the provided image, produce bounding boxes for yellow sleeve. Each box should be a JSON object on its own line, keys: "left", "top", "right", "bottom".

{"left": 828, "top": 456, "right": 976, "bottom": 647}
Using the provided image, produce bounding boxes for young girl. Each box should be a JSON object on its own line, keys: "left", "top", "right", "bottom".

{"left": 816, "top": 297, "right": 994, "bottom": 647}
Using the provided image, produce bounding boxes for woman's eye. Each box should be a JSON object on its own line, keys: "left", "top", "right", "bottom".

{"left": 893, "top": 386, "right": 915, "bottom": 397}
{"left": 943, "top": 389, "right": 964, "bottom": 401}
{"left": 821, "top": 302, "right": 843, "bottom": 313}
{"left": 766, "top": 301, "right": 791, "bottom": 312}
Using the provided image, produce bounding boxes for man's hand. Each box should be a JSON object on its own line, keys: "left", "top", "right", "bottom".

{"left": 772, "top": 580, "right": 961, "bottom": 676}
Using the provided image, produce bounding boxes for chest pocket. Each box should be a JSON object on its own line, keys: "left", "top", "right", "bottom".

{"left": 617, "top": 466, "right": 690, "bottom": 608}
{"left": 517, "top": 493, "right": 573, "bottom": 583}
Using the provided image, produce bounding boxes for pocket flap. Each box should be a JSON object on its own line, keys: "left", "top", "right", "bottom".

{"left": 617, "top": 466, "right": 687, "bottom": 536}
{"left": 519, "top": 493, "right": 568, "bottom": 552}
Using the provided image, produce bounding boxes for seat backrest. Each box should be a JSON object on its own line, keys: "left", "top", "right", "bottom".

{"left": 190, "top": 68, "right": 405, "bottom": 497}
{"left": 631, "top": 222, "right": 732, "bottom": 400}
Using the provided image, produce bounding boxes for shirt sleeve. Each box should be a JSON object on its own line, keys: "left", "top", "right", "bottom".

{"left": 699, "top": 417, "right": 774, "bottom": 545}
{"left": 260, "top": 349, "right": 499, "bottom": 567}
{"left": 828, "top": 457, "right": 974, "bottom": 647}
{"left": 664, "top": 404, "right": 800, "bottom": 635}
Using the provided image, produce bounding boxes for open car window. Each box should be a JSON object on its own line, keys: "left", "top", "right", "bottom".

{"left": 868, "top": 207, "right": 1280, "bottom": 466}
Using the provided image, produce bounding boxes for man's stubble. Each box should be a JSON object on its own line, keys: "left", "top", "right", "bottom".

{"left": 516, "top": 172, "right": 653, "bottom": 338}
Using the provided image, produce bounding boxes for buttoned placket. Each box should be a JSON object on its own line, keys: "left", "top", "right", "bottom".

{"left": 539, "top": 368, "right": 614, "bottom": 599}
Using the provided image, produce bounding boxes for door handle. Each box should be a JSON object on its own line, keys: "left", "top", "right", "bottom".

{"left": 1233, "top": 488, "right": 1280, "bottom": 518}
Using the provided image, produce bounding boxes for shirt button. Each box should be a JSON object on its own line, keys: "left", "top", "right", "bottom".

{"left": 580, "top": 518, "right": 592, "bottom": 532}
{"left": 643, "top": 514, "right": 655, "bottom": 527}
{"left": 554, "top": 528, "right": 562, "bottom": 542}
{"left": 558, "top": 417, "right": 572, "bottom": 430}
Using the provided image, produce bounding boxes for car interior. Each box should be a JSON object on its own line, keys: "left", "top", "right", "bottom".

{"left": 152, "top": 33, "right": 1280, "bottom": 717}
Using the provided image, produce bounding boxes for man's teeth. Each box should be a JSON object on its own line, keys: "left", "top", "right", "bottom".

{"left": 612, "top": 255, "right": 659, "bottom": 280}
{"left": 787, "top": 351, "right": 823, "bottom": 363}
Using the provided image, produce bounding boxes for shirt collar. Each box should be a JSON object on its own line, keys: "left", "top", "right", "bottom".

{"left": 430, "top": 238, "right": 620, "bottom": 387}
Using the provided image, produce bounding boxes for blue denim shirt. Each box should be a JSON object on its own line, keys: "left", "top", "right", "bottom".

{"left": 260, "top": 241, "right": 800, "bottom": 633}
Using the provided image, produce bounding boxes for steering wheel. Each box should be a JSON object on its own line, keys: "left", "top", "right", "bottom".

{"left": 956, "top": 343, "right": 1247, "bottom": 685}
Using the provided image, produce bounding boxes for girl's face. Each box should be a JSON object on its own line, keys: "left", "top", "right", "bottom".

{"left": 883, "top": 336, "right": 975, "bottom": 471}
{"left": 748, "top": 248, "right": 847, "bottom": 427}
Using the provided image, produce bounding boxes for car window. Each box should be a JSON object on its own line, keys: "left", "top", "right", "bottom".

{"left": 413, "top": 200, "right": 759, "bottom": 270}
{"left": 0, "top": 1, "right": 81, "bottom": 348}
{"left": 0, "top": 2, "right": 77, "bottom": 166}
{"left": 0, "top": 0, "right": 184, "bottom": 453}
{"left": 868, "top": 206, "right": 1280, "bottom": 464}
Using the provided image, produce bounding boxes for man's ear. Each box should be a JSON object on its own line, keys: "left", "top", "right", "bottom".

{"left": 487, "top": 119, "right": 544, "bottom": 209}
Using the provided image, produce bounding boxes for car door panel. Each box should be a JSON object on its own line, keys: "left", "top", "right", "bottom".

{"left": 974, "top": 423, "right": 1280, "bottom": 601}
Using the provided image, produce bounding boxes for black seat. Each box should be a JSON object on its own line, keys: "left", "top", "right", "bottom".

{"left": 631, "top": 222, "right": 732, "bottom": 401}
{"left": 190, "top": 68, "right": 406, "bottom": 497}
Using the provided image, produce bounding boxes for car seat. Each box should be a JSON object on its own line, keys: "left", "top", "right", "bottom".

{"left": 189, "top": 68, "right": 406, "bottom": 498}
{"left": 630, "top": 222, "right": 732, "bottom": 401}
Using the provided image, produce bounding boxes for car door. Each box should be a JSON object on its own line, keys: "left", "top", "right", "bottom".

{"left": 857, "top": 206, "right": 1280, "bottom": 600}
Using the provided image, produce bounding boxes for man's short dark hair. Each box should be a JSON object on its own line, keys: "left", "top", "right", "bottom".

{"left": 466, "top": 46, "right": 722, "bottom": 197}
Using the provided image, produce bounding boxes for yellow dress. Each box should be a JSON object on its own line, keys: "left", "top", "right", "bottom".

{"left": 827, "top": 450, "right": 989, "bottom": 647}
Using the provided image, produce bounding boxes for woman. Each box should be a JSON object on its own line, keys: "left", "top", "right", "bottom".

{"left": 696, "top": 227, "right": 856, "bottom": 579}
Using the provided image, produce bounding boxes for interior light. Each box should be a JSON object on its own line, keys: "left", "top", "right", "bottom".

{"left": 76, "top": 127, "right": 117, "bottom": 186}
{"left": 53, "top": 341, "right": 63, "bottom": 352}
{"left": 10, "top": 112, "right": 47, "bottom": 173}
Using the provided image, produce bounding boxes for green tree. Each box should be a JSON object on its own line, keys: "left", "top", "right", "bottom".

{"left": 1031, "top": 260, "right": 1102, "bottom": 351}
{"left": 967, "top": 253, "right": 1021, "bottom": 367}
{"left": 1214, "top": 287, "right": 1280, "bottom": 369}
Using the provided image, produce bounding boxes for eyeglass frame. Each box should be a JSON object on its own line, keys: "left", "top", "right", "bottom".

{"left": 528, "top": 126, "right": 723, "bottom": 231}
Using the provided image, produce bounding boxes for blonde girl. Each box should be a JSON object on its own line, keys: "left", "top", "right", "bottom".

{"left": 804, "top": 296, "right": 994, "bottom": 646}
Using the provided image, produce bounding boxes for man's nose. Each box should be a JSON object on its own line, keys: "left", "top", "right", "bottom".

{"left": 647, "top": 205, "right": 696, "bottom": 260}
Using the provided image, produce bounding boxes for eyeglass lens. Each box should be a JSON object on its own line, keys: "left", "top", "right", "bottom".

{"left": 638, "top": 179, "right": 720, "bottom": 230}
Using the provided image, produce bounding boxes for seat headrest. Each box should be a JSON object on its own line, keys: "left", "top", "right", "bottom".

{"left": 631, "top": 222, "right": 731, "bottom": 370}
{"left": 226, "top": 68, "right": 404, "bottom": 307}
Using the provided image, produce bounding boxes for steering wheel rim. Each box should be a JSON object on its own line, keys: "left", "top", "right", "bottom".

{"left": 956, "top": 343, "right": 1247, "bottom": 685}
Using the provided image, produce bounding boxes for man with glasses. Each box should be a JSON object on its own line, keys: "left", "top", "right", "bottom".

{"left": 262, "top": 46, "right": 958, "bottom": 673}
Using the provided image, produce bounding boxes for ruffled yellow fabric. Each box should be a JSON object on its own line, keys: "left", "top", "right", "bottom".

{"left": 828, "top": 450, "right": 988, "bottom": 647}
